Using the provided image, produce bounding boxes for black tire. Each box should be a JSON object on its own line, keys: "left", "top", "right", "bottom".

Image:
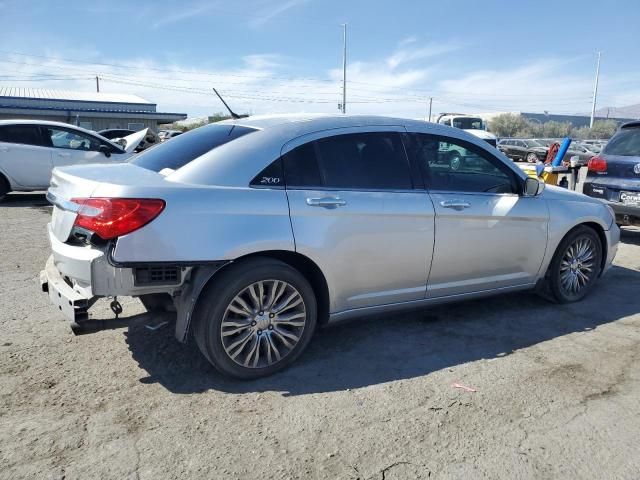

{"left": 448, "top": 150, "right": 463, "bottom": 171}
{"left": 192, "top": 257, "right": 317, "bottom": 380}
{"left": 139, "top": 293, "right": 176, "bottom": 312}
{"left": 526, "top": 152, "right": 538, "bottom": 163}
{"left": 545, "top": 225, "right": 603, "bottom": 303}
{"left": 0, "top": 174, "right": 10, "bottom": 202}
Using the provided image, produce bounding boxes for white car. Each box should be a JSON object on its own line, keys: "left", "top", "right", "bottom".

{"left": 0, "top": 120, "right": 147, "bottom": 200}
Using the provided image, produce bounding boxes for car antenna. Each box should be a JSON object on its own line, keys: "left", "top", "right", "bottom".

{"left": 212, "top": 87, "right": 248, "bottom": 119}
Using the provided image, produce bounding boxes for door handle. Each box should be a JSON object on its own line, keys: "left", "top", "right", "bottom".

{"left": 56, "top": 152, "right": 71, "bottom": 158}
{"left": 440, "top": 200, "right": 471, "bottom": 210}
{"left": 306, "top": 197, "right": 347, "bottom": 208}
{"left": 0, "top": 146, "right": 8, "bottom": 152}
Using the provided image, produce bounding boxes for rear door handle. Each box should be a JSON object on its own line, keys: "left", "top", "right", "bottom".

{"left": 440, "top": 200, "right": 471, "bottom": 210}
{"left": 306, "top": 197, "right": 347, "bottom": 208}
{"left": 56, "top": 152, "right": 71, "bottom": 158}
{"left": 0, "top": 146, "right": 8, "bottom": 152}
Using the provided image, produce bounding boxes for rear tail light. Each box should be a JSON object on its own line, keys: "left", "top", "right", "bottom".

{"left": 588, "top": 156, "right": 607, "bottom": 172}
{"left": 71, "top": 198, "right": 165, "bottom": 240}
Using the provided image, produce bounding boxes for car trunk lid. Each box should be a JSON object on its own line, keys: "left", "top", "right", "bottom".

{"left": 47, "top": 163, "right": 166, "bottom": 242}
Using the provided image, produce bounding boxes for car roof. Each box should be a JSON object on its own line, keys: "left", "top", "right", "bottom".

{"left": 0, "top": 119, "right": 124, "bottom": 150}
{"left": 621, "top": 120, "right": 640, "bottom": 129}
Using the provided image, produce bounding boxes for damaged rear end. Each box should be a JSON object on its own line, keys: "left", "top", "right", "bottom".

{"left": 41, "top": 164, "right": 189, "bottom": 329}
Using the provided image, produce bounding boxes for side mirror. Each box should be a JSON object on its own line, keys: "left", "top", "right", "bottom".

{"left": 524, "top": 177, "right": 545, "bottom": 196}
{"left": 99, "top": 145, "right": 112, "bottom": 158}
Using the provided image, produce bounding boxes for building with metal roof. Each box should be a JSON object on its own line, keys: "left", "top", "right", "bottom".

{"left": 0, "top": 87, "right": 186, "bottom": 132}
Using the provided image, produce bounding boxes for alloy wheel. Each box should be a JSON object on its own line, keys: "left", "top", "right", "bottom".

{"left": 559, "top": 236, "right": 596, "bottom": 296}
{"left": 220, "top": 280, "right": 307, "bottom": 368}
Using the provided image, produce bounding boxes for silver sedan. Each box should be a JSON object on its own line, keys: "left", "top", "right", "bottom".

{"left": 41, "top": 114, "right": 619, "bottom": 379}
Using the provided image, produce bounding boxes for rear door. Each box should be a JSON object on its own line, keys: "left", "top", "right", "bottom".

{"left": 283, "top": 127, "right": 435, "bottom": 313}
{"left": 0, "top": 124, "right": 53, "bottom": 188}
{"left": 42, "top": 126, "right": 107, "bottom": 168}
{"left": 407, "top": 133, "right": 548, "bottom": 297}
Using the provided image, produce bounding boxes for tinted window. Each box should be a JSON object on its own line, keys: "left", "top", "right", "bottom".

{"left": 131, "top": 124, "right": 256, "bottom": 172}
{"left": 407, "top": 133, "right": 517, "bottom": 194}
{"left": 44, "top": 127, "right": 102, "bottom": 151}
{"left": 603, "top": 128, "right": 640, "bottom": 157}
{"left": 284, "top": 132, "right": 412, "bottom": 190}
{"left": 0, "top": 125, "right": 43, "bottom": 146}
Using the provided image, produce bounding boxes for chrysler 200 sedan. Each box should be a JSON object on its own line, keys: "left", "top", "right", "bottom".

{"left": 40, "top": 115, "right": 619, "bottom": 379}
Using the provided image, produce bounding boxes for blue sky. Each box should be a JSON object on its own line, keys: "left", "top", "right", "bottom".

{"left": 1, "top": 0, "right": 639, "bottom": 119}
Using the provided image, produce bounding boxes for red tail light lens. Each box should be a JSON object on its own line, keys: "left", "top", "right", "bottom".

{"left": 588, "top": 156, "right": 607, "bottom": 172}
{"left": 71, "top": 198, "right": 165, "bottom": 240}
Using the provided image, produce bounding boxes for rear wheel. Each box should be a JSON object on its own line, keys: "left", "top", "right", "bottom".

{"left": 546, "top": 226, "right": 603, "bottom": 303}
{"left": 526, "top": 152, "right": 538, "bottom": 163}
{"left": 0, "top": 174, "right": 10, "bottom": 202}
{"left": 193, "top": 258, "right": 317, "bottom": 379}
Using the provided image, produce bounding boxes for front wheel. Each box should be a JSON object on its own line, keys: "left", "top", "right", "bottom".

{"left": 526, "top": 152, "right": 538, "bottom": 163}
{"left": 193, "top": 258, "right": 317, "bottom": 379}
{"left": 546, "top": 226, "right": 603, "bottom": 303}
{"left": 0, "top": 175, "right": 10, "bottom": 202}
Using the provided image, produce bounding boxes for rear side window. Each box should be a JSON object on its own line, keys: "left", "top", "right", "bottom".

{"left": 0, "top": 125, "right": 43, "bottom": 146}
{"left": 131, "top": 124, "right": 256, "bottom": 172}
{"left": 603, "top": 128, "right": 640, "bottom": 157}
{"left": 283, "top": 132, "right": 413, "bottom": 190}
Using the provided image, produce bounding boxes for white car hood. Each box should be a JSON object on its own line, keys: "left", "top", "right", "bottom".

{"left": 111, "top": 128, "right": 148, "bottom": 153}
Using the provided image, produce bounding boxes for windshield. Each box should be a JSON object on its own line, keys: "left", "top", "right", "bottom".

{"left": 603, "top": 128, "right": 640, "bottom": 156}
{"left": 452, "top": 117, "right": 483, "bottom": 130}
{"left": 131, "top": 124, "right": 257, "bottom": 172}
{"left": 523, "top": 140, "right": 544, "bottom": 148}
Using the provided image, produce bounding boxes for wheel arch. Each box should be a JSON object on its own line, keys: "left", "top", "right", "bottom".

{"left": 174, "top": 250, "right": 330, "bottom": 343}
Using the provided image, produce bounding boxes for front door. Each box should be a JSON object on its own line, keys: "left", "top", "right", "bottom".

{"left": 42, "top": 126, "right": 105, "bottom": 169}
{"left": 283, "top": 127, "right": 435, "bottom": 313}
{"left": 406, "top": 133, "right": 548, "bottom": 298}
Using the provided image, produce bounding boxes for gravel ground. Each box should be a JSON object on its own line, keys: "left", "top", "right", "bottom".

{"left": 1, "top": 193, "right": 639, "bottom": 480}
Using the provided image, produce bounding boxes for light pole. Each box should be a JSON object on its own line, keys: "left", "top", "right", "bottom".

{"left": 590, "top": 51, "right": 601, "bottom": 129}
{"left": 341, "top": 23, "right": 347, "bottom": 114}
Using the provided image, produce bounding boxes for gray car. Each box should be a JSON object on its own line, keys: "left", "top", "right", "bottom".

{"left": 41, "top": 114, "right": 620, "bottom": 379}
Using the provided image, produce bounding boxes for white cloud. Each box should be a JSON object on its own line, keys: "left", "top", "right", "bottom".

{"left": 249, "top": 0, "right": 310, "bottom": 27}
{"left": 0, "top": 46, "right": 633, "bottom": 121}
{"left": 151, "top": 2, "right": 218, "bottom": 29}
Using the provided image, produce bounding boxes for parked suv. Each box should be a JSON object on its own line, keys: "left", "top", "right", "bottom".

{"left": 583, "top": 121, "right": 640, "bottom": 226}
{"left": 41, "top": 115, "right": 619, "bottom": 379}
{"left": 498, "top": 139, "right": 548, "bottom": 163}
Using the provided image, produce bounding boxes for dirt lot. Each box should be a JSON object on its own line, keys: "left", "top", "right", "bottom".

{"left": 1, "top": 193, "right": 639, "bottom": 480}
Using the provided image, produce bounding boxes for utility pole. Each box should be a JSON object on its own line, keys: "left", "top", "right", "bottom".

{"left": 590, "top": 51, "right": 601, "bottom": 129}
{"left": 428, "top": 97, "right": 433, "bottom": 122}
{"left": 341, "top": 23, "right": 347, "bottom": 114}
{"left": 96, "top": 76, "right": 100, "bottom": 93}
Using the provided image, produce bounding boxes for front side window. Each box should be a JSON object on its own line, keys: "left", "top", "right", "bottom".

{"left": 406, "top": 133, "right": 517, "bottom": 194}
{"left": 0, "top": 125, "right": 43, "bottom": 146}
{"left": 283, "top": 131, "right": 413, "bottom": 190}
{"left": 45, "top": 127, "right": 102, "bottom": 151}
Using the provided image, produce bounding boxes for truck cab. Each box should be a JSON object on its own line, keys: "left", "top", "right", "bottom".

{"left": 437, "top": 113, "right": 498, "bottom": 148}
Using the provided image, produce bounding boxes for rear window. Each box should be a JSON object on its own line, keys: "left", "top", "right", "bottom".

{"left": 603, "top": 128, "right": 640, "bottom": 157}
{"left": 130, "top": 124, "right": 256, "bottom": 172}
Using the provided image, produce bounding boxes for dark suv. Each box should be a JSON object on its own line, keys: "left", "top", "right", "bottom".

{"left": 583, "top": 121, "right": 640, "bottom": 226}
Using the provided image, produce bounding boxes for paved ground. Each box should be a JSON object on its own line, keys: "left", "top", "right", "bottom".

{"left": 1, "top": 193, "right": 639, "bottom": 479}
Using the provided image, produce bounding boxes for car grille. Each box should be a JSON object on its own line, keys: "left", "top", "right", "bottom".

{"left": 134, "top": 266, "right": 180, "bottom": 286}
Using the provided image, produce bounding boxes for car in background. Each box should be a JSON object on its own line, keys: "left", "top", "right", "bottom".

{"left": 583, "top": 121, "right": 640, "bottom": 226}
{"left": 498, "top": 139, "right": 548, "bottom": 163}
{"left": 0, "top": 120, "right": 147, "bottom": 200}
{"left": 40, "top": 114, "right": 619, "bottom": 379}
{"left": 97, "top": 128, "right": 135, "bottom": 140}
{"left": 159, "top": 129, "right": 183, "bottom": 142}
{"left": 98, "top": 128, "right": 161, "bottom": 152}
{"left": 534, "top": 139, "right": 595, "bottom": 166}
